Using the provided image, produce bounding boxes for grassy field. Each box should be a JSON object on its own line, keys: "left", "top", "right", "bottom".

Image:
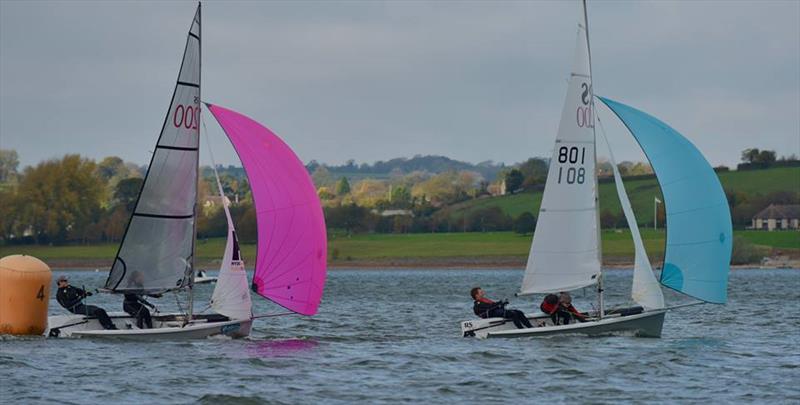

{"left": 3, "top": 229, "right": 796, "bottom": 267}
{"left": 736, "top": 230, "right": 800, "bottom": 250}
{"left": 328, "top": 229, "right": 669, "bottom": 260}
{"left": 0, "top": 239, "right": 251, "bottom": 268}
{"left": 447, "top": 167, "right": 800, "bottom": 225}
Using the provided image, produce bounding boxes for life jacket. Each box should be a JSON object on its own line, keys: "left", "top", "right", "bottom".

{"left": 540, "top": 301, "right": 559, "bottom": 315}
{"left": 473, "top": 297, "right": 497, "bottom": 318}
{"left": 540, "top": 293, "right": 560, "bottom": 314}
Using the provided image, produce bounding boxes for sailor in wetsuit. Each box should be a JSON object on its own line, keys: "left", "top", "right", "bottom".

{"left": 540, "top": 293, "right": 572, "bottom": 325}
{"left": 471, "top": 287, "right": 533, "bottom": 329}
{"left": 559, "top": 292, "right": 587, "bottom": 323}
{"left": 540, "top": 292, "right": 587, "bottom": 325}
{"left": 55, "top": 275, "right": 117, "bottom": 330}
{"left": 123, "top": 294, "right": 155, "bottom": 329}
{"left": 122, "top": 270, "right": 160, "bottom": 329}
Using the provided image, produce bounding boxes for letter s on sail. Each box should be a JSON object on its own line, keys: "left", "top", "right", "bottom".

{"left": 581, "top": 83, "right": 590, "bottom": 105}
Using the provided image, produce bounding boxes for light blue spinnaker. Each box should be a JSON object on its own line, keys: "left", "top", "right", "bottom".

{"left": 598, "top": 96, "right": 732, "bottom": 304}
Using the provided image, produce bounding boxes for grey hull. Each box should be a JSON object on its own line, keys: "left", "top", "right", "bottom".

{"left": 487, "top": 310, "right": 666, "bottom": 339}
{"left": 46, "top": 312, "right": 252, "bottom": 340}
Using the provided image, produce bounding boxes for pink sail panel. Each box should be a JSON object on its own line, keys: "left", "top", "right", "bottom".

{"left": 207, "top": 103, "right": 327, "bottom": 316}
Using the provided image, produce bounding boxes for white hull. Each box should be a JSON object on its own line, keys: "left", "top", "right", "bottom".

{"left": 461, "top": 308, "right": 666, "bottom": 339}
{"left": 46, "top": 312, "right": 252, "bottom": 340}
{"left": 194, "top": 276, "right": 218, "bottom": 284}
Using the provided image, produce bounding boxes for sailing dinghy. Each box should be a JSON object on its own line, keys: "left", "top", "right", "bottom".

{"left": 193, "top": 270, "right": 218, "bottom": 285}
{"left": 46, "top": 3, "right": 327, "bottom": 339}
{"left": 460, "top": 0, "right": 731, "bottom": 339}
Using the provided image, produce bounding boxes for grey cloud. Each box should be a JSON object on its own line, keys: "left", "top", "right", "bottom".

{"left": 1, "top": 0, "right": 798, "bottom": 170}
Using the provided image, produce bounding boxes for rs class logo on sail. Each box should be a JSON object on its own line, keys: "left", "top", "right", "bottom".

{"left": 577, "top": 82, "right": 593, "bottom": 128}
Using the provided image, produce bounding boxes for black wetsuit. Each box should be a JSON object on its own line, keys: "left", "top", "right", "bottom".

{"left": 473, "top": 299, "right": 533, "bottom": 329}
{"left": 123, "top": 294, "right": 153, "bottom": 329}
{"left": 56, "top": 286, "right": 116, "bottom": 330}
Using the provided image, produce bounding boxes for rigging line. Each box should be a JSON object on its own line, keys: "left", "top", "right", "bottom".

{"left": 595, "top": 114, "right": 615, "bottom": 163}
{"left": 202, "top": 117, "right": 235, "bottom": 225}
{"left": 202, "top": 118, "right": 224, "bottom": 199}
{"left": 174, "top": 290, "right": 185, "bottom": 318}
{"left": 251, "top": 312, "right": 295, "bottom": 319}
{"left": 665, "top": 301, "right": 705, "bottom": 311}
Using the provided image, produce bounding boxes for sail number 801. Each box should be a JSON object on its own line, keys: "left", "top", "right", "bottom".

{"left": 557, "top": 146, "right": 586, "bottom": 184}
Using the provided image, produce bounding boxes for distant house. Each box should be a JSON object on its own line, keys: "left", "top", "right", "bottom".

{"left": 488, "top": 179, "right": 506, "bottom": 196}
{"left": 376, "top": 209, "right": 414, "bottom": 218}
{"left": 202, "top": 195, "right": 234, "bottom": 215}
{"left": 751, "top": 204, "right": 800, "bottom": 231}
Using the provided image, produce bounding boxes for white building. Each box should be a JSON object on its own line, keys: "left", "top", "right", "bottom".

{"left": 752, "top": 204, "right": 800, "bottom": 231}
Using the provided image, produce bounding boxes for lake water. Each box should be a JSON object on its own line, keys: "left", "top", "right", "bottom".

{"left": 1, "top": 269, "right": 799, "bottom": 404}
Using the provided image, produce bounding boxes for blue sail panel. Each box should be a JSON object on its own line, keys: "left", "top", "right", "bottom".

{"left": 598, "top": 96, "right": 732, "bottom": 304}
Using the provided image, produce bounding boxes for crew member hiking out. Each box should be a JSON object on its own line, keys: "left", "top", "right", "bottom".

{"left": 470, "top": 287, "right": 533, "bottom": 329}
{"left": 55, "top": 275, "right": 117, "bottom": 330}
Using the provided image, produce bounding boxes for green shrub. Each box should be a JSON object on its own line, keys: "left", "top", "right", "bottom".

{"left": 730, "top": 236, "right": 768, "bottom": 265}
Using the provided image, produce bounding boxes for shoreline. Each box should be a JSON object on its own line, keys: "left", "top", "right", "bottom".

{"left": 32, "top": 257, "right": 800, "bottom": 271}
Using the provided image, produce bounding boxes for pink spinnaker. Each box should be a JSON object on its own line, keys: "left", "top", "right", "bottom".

{"left": 207, "top": 103, "right": 327, "bottom": 316}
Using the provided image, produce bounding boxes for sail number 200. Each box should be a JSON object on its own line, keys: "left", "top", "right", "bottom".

{"left": 557, "top": 146, "right": 586, "bottom": 184}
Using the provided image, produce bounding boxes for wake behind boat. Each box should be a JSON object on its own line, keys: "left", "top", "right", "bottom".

{"left": 46, "top": 3, "right": 327, "bottom": 339}
{"left": 460, "top": 0, "right": 732, "bottom": 340}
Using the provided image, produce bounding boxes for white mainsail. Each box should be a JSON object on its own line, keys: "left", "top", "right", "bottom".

{"left": 105, "top": 6, "right": 202, "bottom": 293}
{"left": 598, "top": 120, "right": 665, "bottom": 310}
{"left": 520, "top": 23, "right": 601, "bottom": 295}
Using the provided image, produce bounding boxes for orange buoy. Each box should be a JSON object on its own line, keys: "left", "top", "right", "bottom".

{"left": 0, "top": 255, "right": 52, "bottom": 336}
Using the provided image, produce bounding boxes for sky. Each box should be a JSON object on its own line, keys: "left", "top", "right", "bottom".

{"left": 1, "top": 0, "right": 798, "bottom": 170}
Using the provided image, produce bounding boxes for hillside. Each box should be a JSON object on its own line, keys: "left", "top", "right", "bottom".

{"left": 445, "top": 167, "right": 800, "bottom": 226}
{"left": 311, "top": 155, "right": 506, "bottom": 181}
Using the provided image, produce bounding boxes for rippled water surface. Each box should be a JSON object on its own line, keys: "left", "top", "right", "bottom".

{"left": 2, "top": 269, "right": 799, "bottom": 404}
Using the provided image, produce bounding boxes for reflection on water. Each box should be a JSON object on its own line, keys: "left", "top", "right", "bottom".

{"left": 244, "top": 338, "right": 320, "bottom": 358}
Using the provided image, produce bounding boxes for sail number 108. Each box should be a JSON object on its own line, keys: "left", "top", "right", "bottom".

{"left": 557, "top": 146, "right": 586, "bottom": 185}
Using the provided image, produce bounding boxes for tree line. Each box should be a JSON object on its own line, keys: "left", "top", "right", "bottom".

{"left": 1, "top": 146, "right": 797, "bottom": 246}
{"left": 0, "top": 151, "right": 257, "bottom": 245}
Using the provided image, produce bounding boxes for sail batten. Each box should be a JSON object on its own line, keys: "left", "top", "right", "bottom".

{"left": 598, "top": 96, "right": 732, "bottom": 304}
{"left": 104, "top": 5, "right": 201, "bottom": 294}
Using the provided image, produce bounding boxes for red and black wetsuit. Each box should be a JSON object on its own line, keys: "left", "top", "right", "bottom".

{"left": 473, "top": 297, "right": 532, "bottom": 329}
{"left": 540, "top": 294, "right": 572, "bottom": 325}
{"left": 562, "top": 303, "right": 588, "bottom": 322}
{"left": 540, "top": 300, "right": 559, "bottom": 315}
{"left": 473, "top": 297, "right": 502, "bottom": 318}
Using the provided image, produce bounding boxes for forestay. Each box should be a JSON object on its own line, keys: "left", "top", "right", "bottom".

{"left": 520, "top": 24, "right": 601, "bottom": 295}
{"left": 105, "top": 5, "right": 202, "bottom": 294}
{"left": 599, "top": 97, "right": 732, "bottom": 304}
{"left": 597, "top": 117, "right": 664, "bottom": 310}
{"left": 207, "top": 104, "right": 327, "bottom": 316}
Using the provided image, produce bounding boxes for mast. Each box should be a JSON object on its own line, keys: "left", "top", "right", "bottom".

{"left": 187, "top": 1, "right": 201, "bottom": 323}
{"left": 582, "top": 0, "right": 604, "bottom": 319}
